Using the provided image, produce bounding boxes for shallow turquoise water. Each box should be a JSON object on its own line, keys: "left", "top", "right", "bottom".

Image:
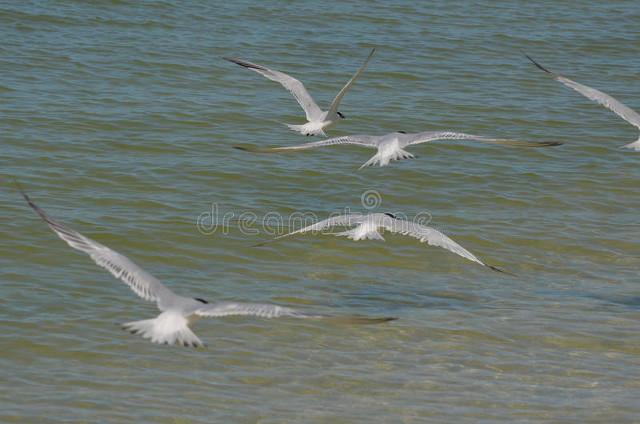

{"left": 1, "top": 1, "right": 639, "bottom": 422}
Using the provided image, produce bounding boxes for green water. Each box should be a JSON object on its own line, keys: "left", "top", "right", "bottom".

{"left": 1, "top": 1, "right": 639, "bottom": 422}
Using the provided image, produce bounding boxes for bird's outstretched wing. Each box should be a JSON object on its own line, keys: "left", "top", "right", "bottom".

{"left": 381, "top": 218, "right": 509, "bottom": 274}
{"left": 195, "top": 302, "right": 310, "bottom": 318}
{"left": 327, "top": 48, "right": 376, "bottom": 116}
{"left": 254, "top": 213, "right": 365, "bottom": 246}
{"left": 224, "top": 57, "right": 323, "bottom": 121}
{"left": 19, "top": 186, "right": 176, "bottom": 305}
{"left": 234, "top": 135, "right": 379, "bottom": 153}
{"left": 526, "top": 55, "right": 640, "bottom": 130}
{"left": 400, "top": 131, "right": 561, "bottom": 148}
{"left": 195, "top": 302, "right": 397, "bottom": 323}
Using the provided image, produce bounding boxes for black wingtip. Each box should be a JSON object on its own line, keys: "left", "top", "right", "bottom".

{"left": 322, "top": 315, "right": 399, "bottom": 325}
{"left": 354, "top": 316, "right": 399, "bottom": 324}
{"left": 233, "top": 145, "right": 277, "bottom": 154}
{"left": 525, "top": 54, "right": 552, "bottom": 74}
{"left": 223, "top": 57, "right": 265, "bottom": 71}
{"left": 223, "top": 56, "right": 245, "bottom": 66}
{"left": 13, "top": 178, "right": 27, "bottom": 200}
{"left": 14, "top": 180, "right": 44, "bottom": 219}
{"left": 488, "top": 265, "right": 504, "bottom": 273}
{"left": 529, "top": 141, "right": 563, "bottom": 148}
{"left": 488, "top": 265, "right": 517, "bottom": 277}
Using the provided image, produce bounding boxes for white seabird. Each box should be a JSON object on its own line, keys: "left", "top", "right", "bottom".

{"left": 257, "top": 212, "right": 511, "bottom": 274}
{"left": 19, "top": 188, "right": 395, "bottom": 348}
{"left": 527, "top": 55, "right": 640, "bottom": 151}
{"left": 236, "top": 130, "right": 561, "bottom": 169}
{"left": 224, "top": 48, "right": 375, "bottom": 136}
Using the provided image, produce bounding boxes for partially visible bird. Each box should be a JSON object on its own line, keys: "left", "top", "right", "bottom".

{"left": 19, "top": 187, "right": 396, "bottom": 348}
{"left": 224, "top": 48, "right": 375, "bottom": 136}
{"left": 526, "top": 55, "right": 640, "bottom": 151}
{"left": 235, "top": 130, "right": 561, "bottom": 169}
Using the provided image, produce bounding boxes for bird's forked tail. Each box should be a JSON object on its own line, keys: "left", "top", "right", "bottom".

{"left": 359, "top": 153, "right": 382, "bottom": 169}
{"left": 122, "top": 311, "right": 205, "bottom": 348}
{"left": 359, "top": 149, "right": 415, "bottom": 169}
{"left": 285, "top": 123, "right": 326, "bottom": 137}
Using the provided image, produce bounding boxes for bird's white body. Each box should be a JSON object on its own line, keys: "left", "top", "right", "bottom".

{"left": 335, "top": 217, "right": 386, "bottom": 241}
{"left": 361, "top": 134, "right": 415, "bottom": 168}
{"left": 286, "top": 114, "right": 338, "bottom": 137}
{"left": 264, "top": 212, "right": 507, "bottom": 273}
{"left": 244, "top": 131, "right": 559, "bottom": 169}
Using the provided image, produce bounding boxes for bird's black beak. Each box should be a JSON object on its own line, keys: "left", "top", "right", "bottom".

{"left": 337, "top": 112, "right": 345, "bottom": 119}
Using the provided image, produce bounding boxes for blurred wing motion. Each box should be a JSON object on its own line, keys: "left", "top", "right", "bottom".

{"left": 19, "top": 186, "right": 176, "bottom": 304}
{"left": 382, "top": 219, "right": 510, "bottom": 274}
{"left": 195, "top": 302, "right": 311, "bottom": 318}
{"left": 327, "top": 48, "right": 376, "bottom": 116}
{"left": 235, "top": 135, "right": 378, "bottom": 153}
{"left": 318, "top": 315, "right": 398, "bottom": 324}
{"left": 195, "top": 302, "right": 397, "bottom": 323}
{"left": 224, "top": 57, "right": 323, "bottom": 121}
{"left": 401, "top": 131, "right": 561, "bottom": 148}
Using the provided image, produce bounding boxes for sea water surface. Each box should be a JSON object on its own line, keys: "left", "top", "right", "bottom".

{"left": 1, "top": 1, "right": 639, "bottom": 422}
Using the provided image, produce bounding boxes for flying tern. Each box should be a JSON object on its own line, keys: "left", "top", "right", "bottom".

{"left": 257, "top": 212, "right": 511, "bottom": 274}
{"left": 527, "top": 55, "right": 640, "bottom": 151}
{"left": 224, "top": 48, "right": 375, "bottom": 136}
{"left": 19, "top": 188, "right": 395, "bottom": 348}
{"left": 236, "top": 130, "right": 561, "bottom": 169}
